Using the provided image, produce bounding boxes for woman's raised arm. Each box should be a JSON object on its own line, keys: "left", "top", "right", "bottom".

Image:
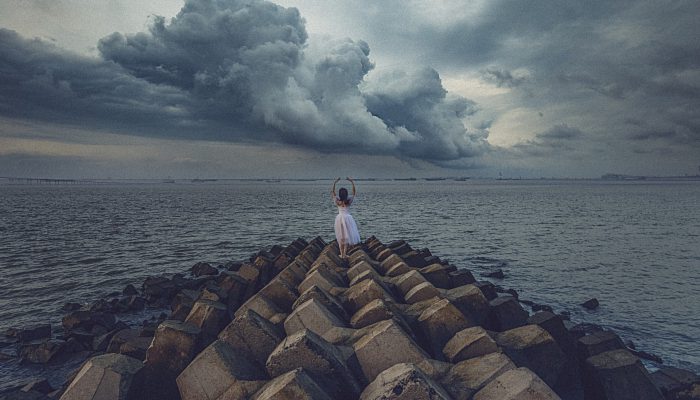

{"left": 347, "top": 177, "right": 356, "bottom": 196}
{"left": 331, "top": 177, "right": 340, "bottom": 200}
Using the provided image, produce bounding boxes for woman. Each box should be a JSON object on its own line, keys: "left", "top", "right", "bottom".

{"left": 331, "top": 177, "right": 361, "bottom": 259}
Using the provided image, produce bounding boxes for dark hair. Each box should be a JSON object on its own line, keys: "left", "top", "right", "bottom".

{"left": 338, "top": 188, "right": 350, "bottom": 205}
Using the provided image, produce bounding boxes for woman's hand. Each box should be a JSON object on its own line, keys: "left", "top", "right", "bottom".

{"left": 346, "top": 176, "right": 353, "bottom": 181}
{"left": 335, "top": 177, "right": 341, "bottom": 183}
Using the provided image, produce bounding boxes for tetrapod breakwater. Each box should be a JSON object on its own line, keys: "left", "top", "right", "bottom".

{"left": 1, "top": 235, "right": 699, "bottom": 400}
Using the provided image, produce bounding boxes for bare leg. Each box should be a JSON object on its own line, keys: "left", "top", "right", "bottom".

{"left": 339, "top": 241, "right": 346, "bottom": 259}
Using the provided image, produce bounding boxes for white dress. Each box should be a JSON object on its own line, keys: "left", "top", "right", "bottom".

{"left": 334, "top": 198, "right": 361, "bottom": 246}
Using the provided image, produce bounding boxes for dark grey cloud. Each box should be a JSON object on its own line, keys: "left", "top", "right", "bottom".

{"left": 481, "top": 67, "right": 529, "bottom": 88}
{"left": 537, "top": 124, "right": 584, "bottom": 140}
{"left": 0, "top": 0, "right": 488, "bottom": 165}
{"left": 318, "top": 0, "right": 700, "bottom": 158}
{"left": 510, "top": 124, "right": 586, "bottom": 157}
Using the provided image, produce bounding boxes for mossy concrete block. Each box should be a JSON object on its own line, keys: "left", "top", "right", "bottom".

{"left": 251, "top": 368, "right": 332, "bottom": 400}
{"left": 60, "top": 354, "right": 144, "bottom": 400}
{"left": 266, "top": 329, "right": 362, "bottom": 400}
{"left": 417, "top": 298, "right": 473, "bottom": 359}
{"left": 583, "top": 349, "right": 664, "bottom": 400}
{"left": 443, "top": 326, "right": 499, "bottom": 363}
{"left": 350, "top": 299, "right": 394, "bottom": 329}
{"left": 405, "top": 282, "right": 442, "bottom": 304}
{"left": 284, "top": 298, "right": 347, "bottom": 337}
{"left": 176, "top": 339, "right": 267, "bottom": 400}
{"left": 495, "top": 324, "right": 567, "bottom": 388}
{"left": 441, "top": 352, "right": 516, "bottom": 400}
{"left": 359, "top": 363, "right": 452, "bottom": 400}
{"left": 472, "top": 367, "right": 561, "bottom": 400}
{"left": 352, "top": 319, "right": 430, "bottom": 383}
{"left": 219, "top": 309, "right": 285, "bottom": 368}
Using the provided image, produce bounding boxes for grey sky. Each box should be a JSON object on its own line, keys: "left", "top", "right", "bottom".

{"left": 0, "top": 0, "right": 698, "bottom": 178}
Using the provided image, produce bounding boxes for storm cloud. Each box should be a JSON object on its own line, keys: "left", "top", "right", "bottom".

{"left": 277, "top": 0, "right": 700, "bottom": 173}
{"left": 0, "top": 0, "right": 488, "bottom": 164}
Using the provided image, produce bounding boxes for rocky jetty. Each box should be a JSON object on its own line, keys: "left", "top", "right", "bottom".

{"left": 2, "top": 236, "right": 699, "bottom": 400}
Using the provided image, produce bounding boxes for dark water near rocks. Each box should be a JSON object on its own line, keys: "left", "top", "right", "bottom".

{"left": 1, "top": 180, "right": 699, "bottom": 384}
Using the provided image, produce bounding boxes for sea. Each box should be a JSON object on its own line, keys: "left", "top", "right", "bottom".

{"left": 1, "top": 179, "right": 699, "bottom": 388}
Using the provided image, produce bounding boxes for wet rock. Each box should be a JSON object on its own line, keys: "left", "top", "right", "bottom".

{"left": 473, "top": 367, "right": 561, "bottom": 400}
{"left": 581, "top": 298, "right": 599, "bottom": 310}
{"left": 14, "top": 325, "right": 51, "bottom": 343}
{"left": 116, "top": 337, "right": 151, "bottom": 361}
{"left": 184, "top": 299, "right": 229, "bottom": 346}
{"left": 266, "top": 329, "right": 362, "bottom": 400}
{"left": 142, "top": 275, "right": 178, "bottom": 305}
{"left": 473, "top": 281, "right": 498, "bottom": 301}
{"left": 62, "top": 302, "right": 83, "bottom": 312}
{"left": 190, "top": 261, "right": 217, "bottom": 277}
{"left": 92, "top": 323, "right": 129, "bottom": 352}
{"left": 19, "top": 339, "right": 67, "bottom": 364}
{"left": 531, "top": 303, "right": 553, "bottom": 313}
{"left": 352, "top": 319, "right": 430, "bottom": 383}
{"left": 583, "top": 349, "right": 663, "bottom": 400}
{"left": 17, "top": 378, "right": 53, "bottom": 395}
{"left": 448, "top": 270, "right": 476, "bottom": 287}
{"left": 117, "top": 295, "right": 146, "bottom": 312}
{"left": 629, "top": 348, "right": 663, "bottom": 364}
{"left": 568, "top": 322, "right": 604, "bottom": 341}
{"left": 443, "top": 326, "right": 499, "bottom": 363}
{"left": 60, "top": 353, "right": 144, "bottom": 400}
{"left": 285, "top": 298, "right": 347, "bottom": 337}
{"left": 359, "top": 363, "right": 452, "bottom": 400}
{"left": 577, "top": 330, "right": 625, "bottom": 360}
{"left": 495, "top": 324, "right": 567, "bottom": 388}
{"left": 251, "top": 368, "right": 333, "bottom": 400}
{"left": 440, "top": 352, "right": 517, "bottom": 400}
{"left": 527, "top": 312, "right": 575, "bottom": 353}
{"left": 107, "top": 329, "right": 139, "bottom": 353}
{"left": 651, "top": 366, "right": 700, "bottom": 398}
{"left": 417, "top": 298, "right": 472, "bottom": 359}
{"left": 170, "top": 289, "right": 199, "bottom": 321}
{"left": 482, "top": 269, "right": 505, "bottom": 279}
{"left": 176, "top": 339, "right": 267, "bottom": 400}
{"left": 350, "top": 299, "right": 394, "bottom": 329}
{"left": 122, "top": 284, "right": 138, "bottom": 296}
{"left": 218, "top": 309, "right": 284, "bottom": 368}
{"left": 62, "top": 311, "right": 116, "bottom": 333}
{"left": 676, "top": 383, "right": 700, "bottom": 400}
{"left": 486, "top": 296, "right": 528, "bottom": 332}
{"left": 141, "top": 320, "right": 201, "bottom": 400}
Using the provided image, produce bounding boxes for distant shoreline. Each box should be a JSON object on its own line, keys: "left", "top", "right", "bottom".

{"left": 1, "top": 175, "right": 699, "bottom": 185}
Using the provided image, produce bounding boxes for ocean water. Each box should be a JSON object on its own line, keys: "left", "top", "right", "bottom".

{"left": 1, "top": 180, "right": 699, "bottom": 380}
